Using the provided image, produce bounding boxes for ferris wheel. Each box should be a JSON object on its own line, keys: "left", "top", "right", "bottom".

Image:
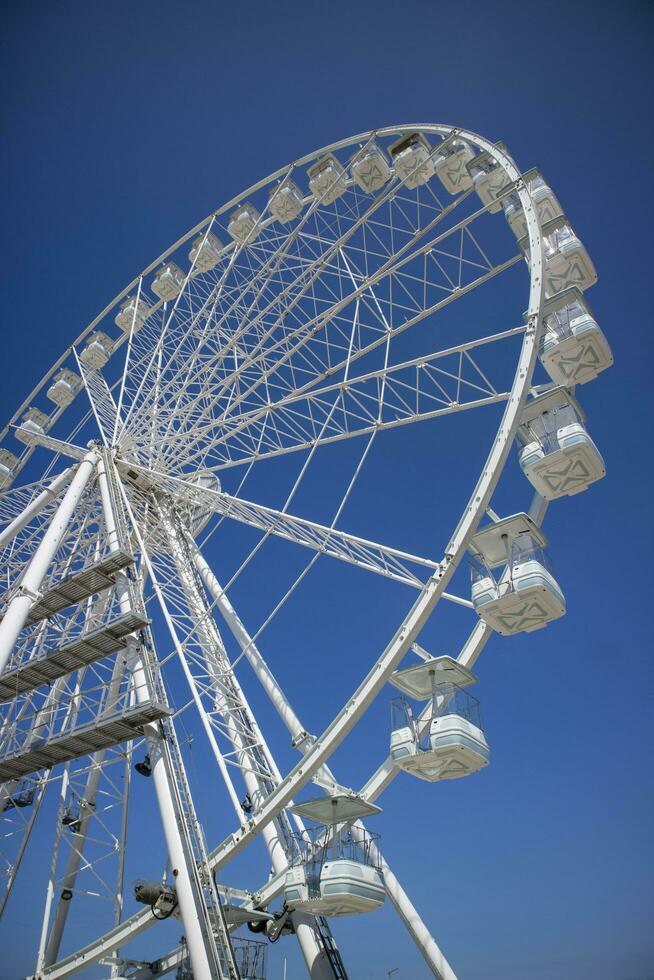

{"left": 0, "top": 124, "right": 612, "bottom": 980}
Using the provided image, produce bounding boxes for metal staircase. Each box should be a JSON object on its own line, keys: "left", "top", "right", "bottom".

{"left": 22, "top": 551, "right": 135, "bottom": 626}
{"left": 315, "top": 916, "right": 348, "bottom": 979}
{"left": 0, "top": 609, "right": 149, "bottom": 702}
{"left": 0, "top": 699, "right": 172, "bottom": 782}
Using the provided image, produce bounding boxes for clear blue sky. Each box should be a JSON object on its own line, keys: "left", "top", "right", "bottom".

{"left": 1, "top": 2, "right": 653, "bottom": 979}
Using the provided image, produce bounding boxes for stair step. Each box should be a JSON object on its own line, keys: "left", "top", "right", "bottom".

{"left": 0, "top": 701, "right": 172, "bottom": 782}
{"left": 23, "top": 551, "right": 135, "bottom": 626}
{"left": 0, "top": 610, "right": 150, "bottom": 703}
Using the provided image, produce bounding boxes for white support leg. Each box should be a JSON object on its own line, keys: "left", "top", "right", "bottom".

{"left": 97, "top": 456, "right": 230, "bottom": 980}
{"left": 39, "top": 536, "right": 125, "bottom": 962}
{"left": 189, "top": 535, "right": 456, "bottom": 979}
{"left": 0, "top": 451, "right": 97, "bottom": 677}
{"left": 0, "top": 467, "right": 73, "bottom": 552}
{"left": 37, "top": 766, "right": 72, "bottom": 971}
{"left": 188, "top": 535, "right": 306, "bottom": 744}
{"left": 111, "top": 742, "right": 132, "bottom": 977}
{"left": 360, "top": 829, "right": 456, "bottom": 980}
{"left": 160, "top": 511, "right": 338, "bottom": 980}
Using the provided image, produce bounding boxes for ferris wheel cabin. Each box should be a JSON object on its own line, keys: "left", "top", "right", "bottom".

{"left": 188, "top": 230, "right": 223, "bottom": 273}
{"left": 466, "top": 143, "right": 510, "bottom": 212}
{"left": 0, "top": 448, "right": 19, "bottom": 489}
{"left": 538, "top": 287, "right": 613, "bottom": 386}
{"left": 151, "top": 262, "right": 185, "bottom": 302}
{"left": 268, "top": 179, "right": 305, "bottom": 223}
{"left": 228, "top": 203, "right": 262, "bottom": 244}
{"left": 307, "top": 154, "right": 348, "bottom": 204}
{"left": 433, "top": 139, "right": 475, "bottom": 195}
{"left": 520, "top": 216, "right": 597, "bottom": 298}
{"left": 284, "top": 796, "right": 385, "bottom": 917}
{"left": 501, "top": 168, "right": 563, "bottom": 241}
{"left": 47, "top": 368, "right": 82, "bottom": 408}
{"left": 517, "top": 387, "right": 605, "bottom": 499}
{"left": 79, "top": 330, "right": 113, "bottom": 370}
{"left": 14, "top": 407, "right": 51, "bottom": 447}
{"left": 389, "top": 655, "right": 489, "bottom": 781}
{"left": 470, "top": 514, "right": 566, "bottom": 635}
{"left": 115, "top": 295, "right": 152, "bottom": 333}
{"left": 350, "top": 143, "right": 391, "bottom": 193}
{"left": 388, "top": 132, "right": 435, "bottom": 188}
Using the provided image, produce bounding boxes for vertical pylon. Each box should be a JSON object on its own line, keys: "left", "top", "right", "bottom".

{"left": 188, "top": 532, "right": 457, "bottom": 980}
{"left": 0, "top": 451, "right": 97, "bottom": 677}
{"left": 158, "top": 499, "right": 344, "bottom": 980}
{"left": 98, "top": 454, "right": 239, "bottom": 980}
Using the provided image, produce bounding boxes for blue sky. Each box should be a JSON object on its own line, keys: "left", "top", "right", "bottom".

{"left": 1, "top": 2, "right": 653, "bottom": 978}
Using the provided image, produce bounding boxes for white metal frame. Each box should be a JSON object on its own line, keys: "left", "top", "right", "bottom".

{"left": 0, "top": 124, "right": 562, "bottom": 980}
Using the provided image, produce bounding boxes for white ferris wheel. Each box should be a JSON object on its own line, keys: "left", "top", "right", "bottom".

{"left": 0, "top": 124, "right": 612, "bottom": 980}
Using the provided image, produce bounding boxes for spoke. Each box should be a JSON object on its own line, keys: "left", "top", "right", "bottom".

{"left": 149, "top": 249, "right": 521, "bottom": 473}
{"left": 9, "top": 430, "right": 86, "bottom": 462}
{"left": 174, "top": 326, "right": 523, "bottom": 469}
{"left": 124, "top": 464, "right": 438, "bottom": 588}
{"left": 119, "top": 177, "right": 479, "bottom": 463}
{"left": 117, "top": 137, "right": 423, "bottom": 440}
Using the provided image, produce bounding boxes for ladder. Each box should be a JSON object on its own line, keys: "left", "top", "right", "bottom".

{"left": 160, "top": 707, "right": 240, "bottom": 979}
{"left": 315, "top": 917, "right": 348, "bottom": 979}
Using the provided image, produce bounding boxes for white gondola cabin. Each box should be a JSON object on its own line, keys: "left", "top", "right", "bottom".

{"left": 389, "top": 132, "right": 434, "bottom": 189}
{"left": 0, "top": 448, "right": 19, "bottom": 489}
{"left": 15, "top": 407, "right": 51, "bottom": 447}
{"left": 350, "top": 143, "right": 391, "bottom": 194}
{"left": 517, "top": 387, "right": 605, "bottom": 499}
{"left": 433, "top": 139, "right": 475, "bottom": 195}
{"left": 151, "top": 262, "right": 185, "bottom": 302}
{"left": 80, "top": 331, "right": 113, "bottom": 371}
{"left": 284, "top": 796, "right": 385, "bottom": 917}
{"left": 538, "top": 287, "right": 613, "bottom": 386}
{"left": 470, "top": 514, "right": 565, "bottom": 635}
{"left": 268, "top": 180, "right": 304, "bottom": 224}
{"left": 521, "top": 216, "right": 597, "bottom": 298}
{"left": 467, "top": 143, "right": 510, "bottom": 213}
{"left": 189, "top": 230, "right": 223, "bottom": 273}
{"left": 502, "top": 168, "right": 562, "bottom": 240}
{"left": 115, "top": 295, "right": 152, "bottom": 333}
{"left": 228, "top": 203, "right": 261, "bottom": 244}
{"left": 307, "top": 155, "right": 347, "bottom": 204}
{"left": 47, "top": 368, "right": 82, "bottom": 408}
{"left": 389, "top": 656, "right": 489, "bottom": 781}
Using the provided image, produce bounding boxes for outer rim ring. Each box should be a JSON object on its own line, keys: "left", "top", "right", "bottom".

{"left": 30, "top": 124, "right": 547, "bottom": 977}
{"left": 3, "top": 124, "right": 514, "bottom": 451}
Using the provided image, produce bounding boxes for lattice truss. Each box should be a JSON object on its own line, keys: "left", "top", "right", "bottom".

{"left": 136, "top": 494, "right": 301, "bottom": 845}
{"left": 0, "top": 474, "right": 162, "bottom": 918}
{"left": 102, "top": 146, "right": 522, "bottom": 476}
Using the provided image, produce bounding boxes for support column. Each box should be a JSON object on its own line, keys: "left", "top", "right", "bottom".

{"left": 97, "top": 457, "right": 226, "bottom": 980}
{"left": 0, "top": 452, "right": 97, "bottom": 677}
{"left": 0, "top": 467, "right": 73, "bottom": 552}
{"left": 163, "top": 510, "right": 338, "bottom": 980}
{"left": 189, "top": 534, "right": 456, "bottom": 979}
{"left": 361, "top": 829, "right": 456, "bottom": 980}
{"left": 188, "top": 536, "right": 316, "bottom": 757}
